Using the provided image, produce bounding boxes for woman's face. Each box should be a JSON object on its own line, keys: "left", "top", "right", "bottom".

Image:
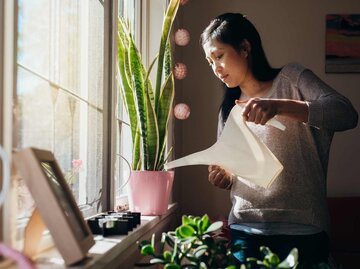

{"left": 203, "top": 38, "right": 249, "bottom": 88}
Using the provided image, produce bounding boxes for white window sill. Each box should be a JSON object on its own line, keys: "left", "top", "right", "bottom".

{"left": 5, "top": 203, "right": 178, "bottom": 269}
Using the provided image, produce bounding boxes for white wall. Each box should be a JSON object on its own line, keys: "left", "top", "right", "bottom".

{"left": 173, "top": 0, "right": 360, "bottom": 219}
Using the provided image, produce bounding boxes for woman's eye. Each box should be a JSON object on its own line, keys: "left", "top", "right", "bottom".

{"left": 215, "top": 54, "right": 223, "bottom": 60}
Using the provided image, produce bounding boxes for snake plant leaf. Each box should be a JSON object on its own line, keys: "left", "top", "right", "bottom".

{"left": 164, "top": 39, "right": 173, "bottom": 78}
{"left": 144, "top": 56, "right": 160, "bottom": 170}
{"left": 155, "top": 0, "right": 180, "bottom": 112}
{"left": 156, "top": 39, "right": 174, "bottom": 169}
{"left": 129, "top": 38, "right": 148, "bottom": 169}
{"left": 145, "top": 89, "right": 159, "bottom": 170}
{"left": 118, "top": 38, "right": 138, "bottom": 145}
{"left": 157, "top": 147, "right": 173, "bottom": 171}
{"left": 156, "top": 72, "right": 174, "bottom": 170}
{"left": 118, "top": 19, "right": 133, "bottom": 89}
{"left": 145, "top": 55, "right": 158, "bottom": 113}
{"left": 133, "top": 126, "right": 141, "bottom": 170}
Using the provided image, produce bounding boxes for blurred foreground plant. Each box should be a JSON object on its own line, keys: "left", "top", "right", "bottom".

{"left": 135, "top": 214, "right": 303, "bottom": 269}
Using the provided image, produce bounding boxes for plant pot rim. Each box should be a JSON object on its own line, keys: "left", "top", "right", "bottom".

{"left": 131, "top": 170, "right": 174, "bottom": 174}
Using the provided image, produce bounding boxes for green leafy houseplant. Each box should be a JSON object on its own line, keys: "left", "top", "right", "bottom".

{"left": 136, "top": 215, "right": 301, "bottom": 269}
{"left": 117, "top": 0, "right": 180, "bottom": 171}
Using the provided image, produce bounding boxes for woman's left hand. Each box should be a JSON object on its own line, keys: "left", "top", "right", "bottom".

{"left": 237, "top": 98, "right": 278, "bottom": 125}
{"left": 236, "top": 98, "right": 309, "bottom": 124}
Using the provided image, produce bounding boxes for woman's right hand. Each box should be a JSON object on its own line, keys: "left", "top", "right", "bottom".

{"left": 208, "top": 165, "right": 233, "bottom": 190}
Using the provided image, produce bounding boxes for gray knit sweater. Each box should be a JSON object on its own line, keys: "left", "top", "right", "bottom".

{"left": 218, "top": 63, "right": 358, "bottom": 233}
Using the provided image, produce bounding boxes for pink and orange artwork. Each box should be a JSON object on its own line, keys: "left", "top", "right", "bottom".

{"left": 326, "top": 14, "right": 360, "bottom": 73}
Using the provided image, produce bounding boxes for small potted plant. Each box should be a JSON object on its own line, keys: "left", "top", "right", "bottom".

{"left": 117, "top": 0, "right": 180, "bottom": 215}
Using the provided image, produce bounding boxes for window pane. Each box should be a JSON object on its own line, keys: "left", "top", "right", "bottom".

{"left": 15, "top": 0, "right": 105, "bottom": 222}
{"left": 115, "top": 0, "right": 136, "bottom": 205}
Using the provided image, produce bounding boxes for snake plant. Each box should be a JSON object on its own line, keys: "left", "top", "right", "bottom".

{"left": 117, "top": 0, "right": 180, "bottom": 170}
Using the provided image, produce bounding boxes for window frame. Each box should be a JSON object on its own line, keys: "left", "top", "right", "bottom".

{"left": 102, "top": 0, "right": 118, "bottom": 211}
{"left": 0, "top": 0, "right": 17, "bottom": 246}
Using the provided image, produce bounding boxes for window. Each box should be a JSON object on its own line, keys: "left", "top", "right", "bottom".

{"left": 2, "top": 0, "right": 168, "bottom": 253}
{"left": 14, "top": 0, "right": 112, "bottom": 231}
{"left": 114, "top": 0, "right": 137, "bottom": 207}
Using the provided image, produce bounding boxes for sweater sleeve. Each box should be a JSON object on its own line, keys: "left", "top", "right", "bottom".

{"left": 298, "top": 69, "right": 358, "bottom": 131}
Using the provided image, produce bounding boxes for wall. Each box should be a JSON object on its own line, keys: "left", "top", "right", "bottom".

{"left": 173, "top": 0, "right": 360, "bottom": 219}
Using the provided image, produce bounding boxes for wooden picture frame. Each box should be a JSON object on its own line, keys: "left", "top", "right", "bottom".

{"left": 14, "top": 148, "right": 95, "bottom": 265}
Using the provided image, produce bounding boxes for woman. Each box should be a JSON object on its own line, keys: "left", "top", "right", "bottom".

{"left": 201, "top": 13, "right": 358, "bottom": 267}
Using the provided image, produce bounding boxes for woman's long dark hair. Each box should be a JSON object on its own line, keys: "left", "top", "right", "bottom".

{"left": 200, "top": 13, "right": 281, "bottom": 123}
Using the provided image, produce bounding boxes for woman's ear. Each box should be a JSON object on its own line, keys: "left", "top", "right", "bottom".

{"left": 241, "top": 39, "right": 251, "bottom": 56}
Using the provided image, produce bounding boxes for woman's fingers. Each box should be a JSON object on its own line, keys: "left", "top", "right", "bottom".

{"left": 239, "top": 98, "right": 277, "bottom": 125}
{"left": 208, "top": 165, "right": 220, "bottom": 172}
{"left": 208, "top": 167, "right": 232, "bottom": 189}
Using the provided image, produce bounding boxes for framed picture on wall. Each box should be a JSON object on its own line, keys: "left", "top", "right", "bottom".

{"left": 325, "top": 14, "right": 360, "bottom": 73}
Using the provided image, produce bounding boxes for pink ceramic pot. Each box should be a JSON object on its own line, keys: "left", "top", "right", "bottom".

{"left": 128, "top": 170, "right": 174, "bottom": 216}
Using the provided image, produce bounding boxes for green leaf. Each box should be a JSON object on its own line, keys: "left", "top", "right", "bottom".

{"left": 178, "top": 236, "right": 196, "bottom": 245}
{"left": 117, "top": 21, "right": 138, "bottom": 157}
{"left": 164, "top": 264, "right": 180, "bottom": 269}
{"left": 156, "top": 72, "right": 174, "bottom": 170}
{"left": 182, "top": 215, "right": 191, "bottom": 225}
{"left": 194, "top": 245, "right": 208, "bottom": 258}
{"left": 163, "top": 250, "right": 172, "bottom": 262}
{"left": 144, "top": 87, "right": 159, "bottom": 170}
{"left": 265, "top": 253, "right": 280, "bottom": 266}
{"left": 141, "top": 244, "right": 155, "bottom": 256}
{"left": 199, "top": 262, "right": 208, "bottom": 269}
{"left": 150, "top": 258, "right": 165, "bottom": 264}
{"left": 260, "top": 246, "right": 272, "bottom": 256}
{"left": 155, "top": 0, "right": 180, "bottom": 112}
{"left": 159, "top": 147, "right": 173, "bottom": 169}
{"left": 200, "top": 214, "right": 210, "bottom": 233}
{"left": 145, "top": 55, "right": 158, "bottom": 108}
{"left": 177, "top": 225, "right": 195, "bottom": 238}
{"left": 129, "top": 38, "right": 148, "bottom": 169}
{"left": 278, "top": 248, "right": 298, "bottom": 268}
{"left": 151, "top": 233, "right": 155, "bottom": 248}
{"left": 185, "top": 254, "right": 199, "bottom": 263}
{"left": 204, "top": 221, "right": 223, "bottom": 234}
{"left": 132, "top": 127, "right": 141, "bottom": 170}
